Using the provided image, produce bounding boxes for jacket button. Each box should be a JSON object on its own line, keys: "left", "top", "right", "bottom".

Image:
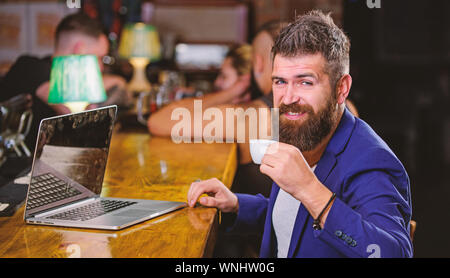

{"left": 345, "top": 237, "right": 353, "bottom": 245}
{"left": 335, "top": 230, "right": 343, "bottom": 237}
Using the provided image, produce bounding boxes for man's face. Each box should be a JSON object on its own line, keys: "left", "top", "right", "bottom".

{"left": 251, "top": 31, "right": 273, "bottom": 95}
{"left": 214, "top": 57, "right": 239, "bottom": 91}
{"left": 272, "top": 53, "right": 339, "bottom": 152}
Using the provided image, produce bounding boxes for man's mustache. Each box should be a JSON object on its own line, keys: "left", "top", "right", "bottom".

{"left": 279, "top": 103, "right": 314, "bottom": 115}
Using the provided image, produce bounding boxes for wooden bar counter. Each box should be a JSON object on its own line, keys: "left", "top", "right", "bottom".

{"left": 0, "top": 129, "right": 237, "bottom": 258}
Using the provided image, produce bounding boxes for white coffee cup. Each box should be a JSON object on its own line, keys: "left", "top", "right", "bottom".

{"left": 249, "top": 139, "right": 278, "bottom": 164}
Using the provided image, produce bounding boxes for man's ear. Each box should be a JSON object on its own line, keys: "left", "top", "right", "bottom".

{"left": 72, "top": 40, "right": 84, "bottom": 54}
{"left": 336, "top": 74, "right": 352, "bottom": 105}
{"left": 253, "top": 53, "right": 264, "bottom": 76}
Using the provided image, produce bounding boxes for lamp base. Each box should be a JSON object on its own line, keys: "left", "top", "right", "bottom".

{"left": 128, "top": 57, "right": 151, "bottom": 93}
{"left": 66, "top": 102, "right": 89, "bottom": 113}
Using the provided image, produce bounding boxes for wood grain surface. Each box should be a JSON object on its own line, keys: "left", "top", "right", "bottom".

{"left": 0, "top": 129, "right": 237, "bottom": 258}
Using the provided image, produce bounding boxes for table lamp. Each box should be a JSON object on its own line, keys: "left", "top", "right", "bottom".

{"left": 48, "top": 55, "right": 107, "bottom": 113}
{"left": 118, "top": 22, "right": 161, "bottom": 93}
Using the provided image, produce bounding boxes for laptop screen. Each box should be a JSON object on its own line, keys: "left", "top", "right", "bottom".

{"left": 25, "top": 106, "right": 117, "bottom": 217}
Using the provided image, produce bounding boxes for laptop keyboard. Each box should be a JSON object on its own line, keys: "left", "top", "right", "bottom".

{"left": 47, "top": 199, "right": 137, "bottom": 221}
{"left": 27, "top": 173, "right": 82, "bottom": 210}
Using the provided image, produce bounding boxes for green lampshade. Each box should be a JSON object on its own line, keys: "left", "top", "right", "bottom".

{"left": 118, "top": 23, "right": 161, "bottom": 61}
{"left": 48, "top": 55, "right": 107, "bottom": 112}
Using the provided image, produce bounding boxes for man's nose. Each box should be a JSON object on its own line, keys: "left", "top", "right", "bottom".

{"left": 282, "top": 83, "right": 300, "bottom": 105}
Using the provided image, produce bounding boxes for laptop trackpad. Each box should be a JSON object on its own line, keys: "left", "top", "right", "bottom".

{"left": 113, "top": 209, "right": 157, "bottom": 218}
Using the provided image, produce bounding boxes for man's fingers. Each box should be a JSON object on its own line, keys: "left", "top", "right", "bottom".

{"left": 260, "top": 163, "right": 276, "bottom": 179}
{"left": 187, "top": 179, "right": 201, "bottom": 204}
{"left": 265, "top": 141, "right": 281, "bottom": 155}
{"left": 188, "top": 183, "right": 204, "bottom": 207}
{"left": 261, "top": 153, "right": 278, "bottom": 168}
{"left": 198, "top": 196, "right": 217, "bottom": 208}
{"left": 188, "top": 179, "right": 219, "bottom": 207}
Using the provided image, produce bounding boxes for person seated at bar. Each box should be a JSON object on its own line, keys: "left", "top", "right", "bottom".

{"left": 187, "top": 10, "right": 412, "bottom": 258}
{"left": 147, "top": 44, "right": 252, "bottom": 132}
{"left": 0, "top": 12, "right": 131, "bottom": 153}
{"left": 149, "top": 21, "right": 285, "bottom": 160}
{"left": 165, "top": 43, "right": 253, "bottom": 103}
{"left": 213, "top": 44, "right": 253, "bottom": 102}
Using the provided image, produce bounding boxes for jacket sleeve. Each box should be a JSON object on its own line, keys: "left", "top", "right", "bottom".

{"left": 313, "top": 169, "right": 413, "bottom": 258}
{"left": 225, "top": 193, "right": 269, "bottom": 235}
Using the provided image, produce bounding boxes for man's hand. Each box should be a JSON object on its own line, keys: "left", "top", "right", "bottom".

{"left": 259, "top": 142, "right": 333, "bottom": 223}
{"left": 187, "top": 178, "right": 239, "bottom": 213}
{"left": 260, "top": 142, "right": 317, "bottom": 198}
{"left": 231, "top": 91, "right": 251, "bottom": 104}
{"left": 227, "top": 74, "right": 251, "bottom": 99}
{"left": 36, "top": 81, "right": 71, "bottom": 115}
{"left": 102, "top": 74, "right": 133, "bottom": 107}
{"left": 103, "top": 74, "right": 127, "bottom": 91}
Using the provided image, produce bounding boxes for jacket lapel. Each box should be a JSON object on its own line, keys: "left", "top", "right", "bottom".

{"left": 286, "top": 108, "right": 356, "bottom": 257}
{"left": 259, "top": 181, "right": 282, "bottom": 257}
{"left": 287, "top": 151, "right": 337, "bottom": 257}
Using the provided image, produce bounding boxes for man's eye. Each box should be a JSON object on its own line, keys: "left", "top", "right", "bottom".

{"left": 298, "top": 81, "right": 313, "bottom": 86}
{"left": 274, "top": 79, "right": 286, "bottom": 85}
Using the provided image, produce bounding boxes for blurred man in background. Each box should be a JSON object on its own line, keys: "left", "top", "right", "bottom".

{"left": 0, "top": 12, "right": 130, "bottom": 152}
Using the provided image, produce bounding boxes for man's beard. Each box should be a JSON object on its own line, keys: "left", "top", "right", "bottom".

{"left": 278, "top": 95, "right": 338, "bottom": 152}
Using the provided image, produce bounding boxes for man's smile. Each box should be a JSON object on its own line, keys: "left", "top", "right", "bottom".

{"left": 284, "top": 111, "right": 306, "bottom": 121}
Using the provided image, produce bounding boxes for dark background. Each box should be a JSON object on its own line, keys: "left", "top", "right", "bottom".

{"left": 342, "top": 0, "right": 450, "bottom": 257}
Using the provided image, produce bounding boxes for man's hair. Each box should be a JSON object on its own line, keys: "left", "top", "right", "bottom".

{"left": 55, "top": 13, "right": 105, "bottom": 46}
{"left": 225, "top": 44, "right": 252, "bottom": 76}
{"left": 271, "top": 10, "right": 350, "bottom": 88}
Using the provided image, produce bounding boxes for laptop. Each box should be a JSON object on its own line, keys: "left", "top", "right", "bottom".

{"left": 24, "top": 105, "right": 186, "bottom": 230}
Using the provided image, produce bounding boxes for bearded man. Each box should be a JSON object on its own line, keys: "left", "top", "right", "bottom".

{"left": 187, "top": 10, "right": 413, "bottom": 258}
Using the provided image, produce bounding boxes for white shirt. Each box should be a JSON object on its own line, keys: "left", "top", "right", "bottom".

{"left": 272, "top": 165, "right": 317, "bottom": 258}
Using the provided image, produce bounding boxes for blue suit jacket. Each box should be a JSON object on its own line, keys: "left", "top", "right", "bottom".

{"left": 230, "top": 109, "right": 413, "bottom": 258}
